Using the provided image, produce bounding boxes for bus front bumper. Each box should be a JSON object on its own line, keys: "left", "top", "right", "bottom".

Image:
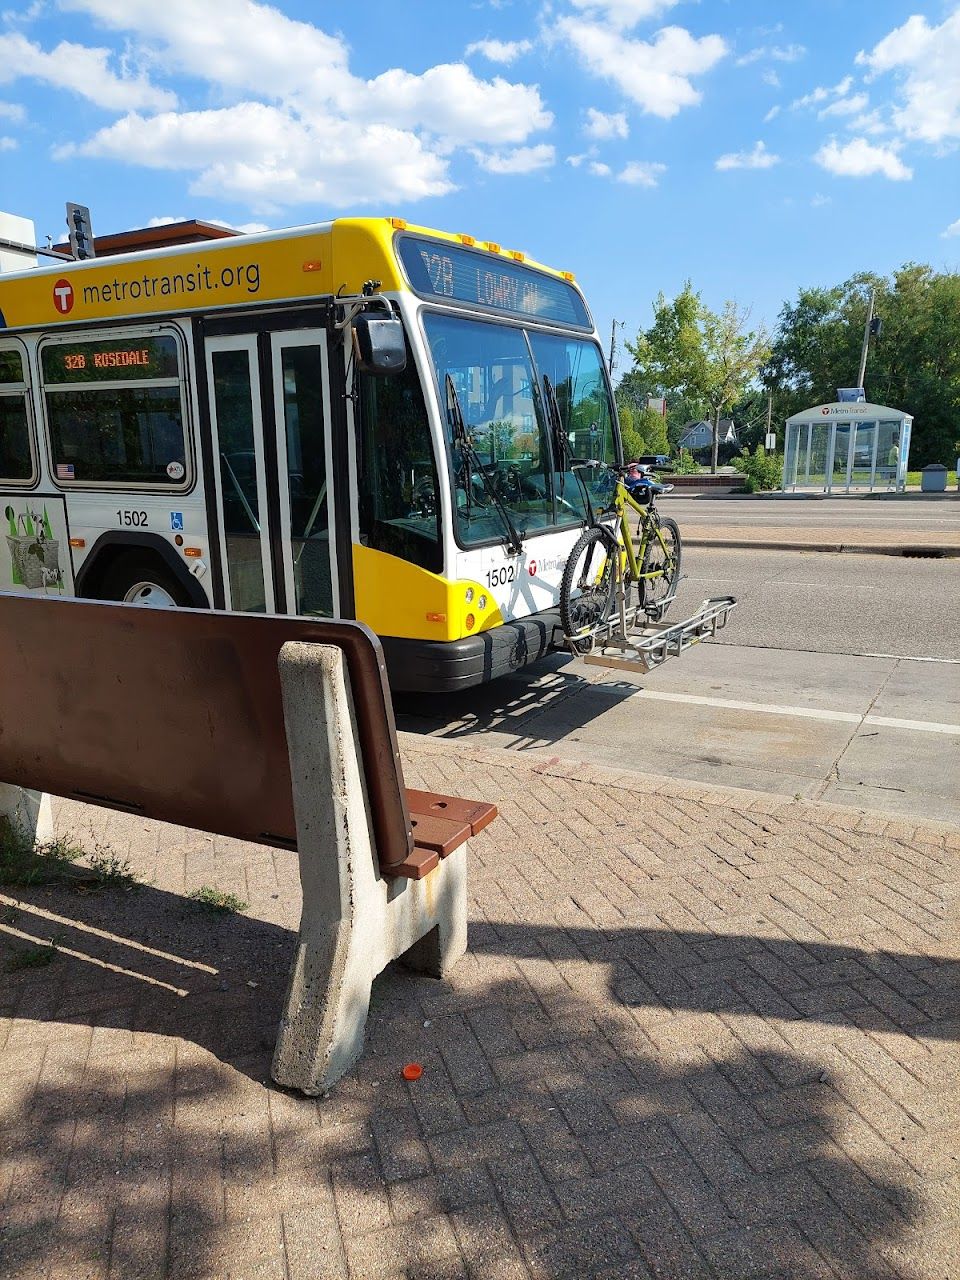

{"left": 380, "top": 608, "right": 563, "bottom": 693}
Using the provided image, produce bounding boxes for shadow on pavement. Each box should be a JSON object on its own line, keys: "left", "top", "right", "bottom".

{"left": 1, "top": 878, "right": 950, "bottom": 1278}
{"left": 394, "top": 659, "right": 642, "bottom": 753}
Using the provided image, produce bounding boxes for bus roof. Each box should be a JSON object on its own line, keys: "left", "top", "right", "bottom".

{"left": 0, "top": 217, "right": 585, "bottom": 333}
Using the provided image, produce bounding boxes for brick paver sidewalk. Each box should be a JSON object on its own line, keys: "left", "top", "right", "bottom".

{"left": 2, "top": 739, "right": 959, "bottom": 1279}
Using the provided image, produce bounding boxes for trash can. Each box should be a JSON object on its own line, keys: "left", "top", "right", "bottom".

{"left": 921, "top": 463, "right": 947, "bottom": 493}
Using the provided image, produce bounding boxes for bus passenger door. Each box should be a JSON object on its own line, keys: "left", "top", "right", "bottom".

{"left": 269, "top": 331, "right": 338, "bottom": 618}
{"left": 204, "top": 336, "right": 276, "bottom": 612}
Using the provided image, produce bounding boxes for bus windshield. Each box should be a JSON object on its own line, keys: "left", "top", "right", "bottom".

{"left": 422, "top": 312, "right": 617, "bottom": 547}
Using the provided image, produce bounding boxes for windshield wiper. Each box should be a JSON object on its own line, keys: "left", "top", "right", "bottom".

{"left": 542, "top": 374, "right": 569, "bottom": 498}
{"left": 445, "top": 374, "right": 523, "bottom": 556}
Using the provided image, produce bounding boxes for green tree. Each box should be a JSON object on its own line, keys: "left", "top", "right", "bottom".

{"left": 636, "top": 407, "right": 670, "bottom": 455}
{"left": 765, "top": 265, "right": 960, "bottom": 466}
{"left": 616, "top": 400, "right": 648, "bottom": 461}
{"left": 626, "top": 284, "right": 770, "bottom": 472}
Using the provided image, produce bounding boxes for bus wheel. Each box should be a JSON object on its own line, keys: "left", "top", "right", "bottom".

{"left": 99, "top": 554, "right": 191, "bottom": 609}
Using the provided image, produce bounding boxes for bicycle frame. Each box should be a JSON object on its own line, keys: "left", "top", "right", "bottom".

{"left": 614, "top": 482, "right": 674, "bottom": 584}
{"left": 576, "top": 467, "right": 674, "bottom": 585}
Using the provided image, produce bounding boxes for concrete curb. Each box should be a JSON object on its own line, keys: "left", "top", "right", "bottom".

{"left": 402, "top": 733, "right": 960, "bottom": 846}
{"left": 681, "top": 536, "right": 959, "bottom": 557}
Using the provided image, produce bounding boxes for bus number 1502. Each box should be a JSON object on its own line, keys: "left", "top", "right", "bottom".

{"left": 117, "top": 510, "right": 149, "bottom": 527}
{"left": 485, "top": 565, "right": 516, "bottom": 588}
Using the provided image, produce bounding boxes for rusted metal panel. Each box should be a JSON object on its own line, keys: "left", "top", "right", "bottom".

{"left": 408, "top": 813, "right": 473, "bottom": 858}
{"left": 0, "top": 594, "right": 414, "bottom": 872}
{"left": 406, "top": 790, "right": 498, "bottom": 836}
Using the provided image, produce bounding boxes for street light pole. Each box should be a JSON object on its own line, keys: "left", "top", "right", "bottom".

{"left": 856, "top": 288, "right": 875, "bottom": 392}
{"left": 609, "top": 319, "right": 624, "bottom": 375}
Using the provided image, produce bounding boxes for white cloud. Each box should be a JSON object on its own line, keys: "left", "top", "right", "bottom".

{"left": 64, "top": 0, "right": 551, "bottom": 143}
{"left": 0, "top": 136, "right": 16, "bottom": 151}
{"left": 810, "top": 193, "right": 831, "bottom": 208}
{"left": 617, "top": 160, "right": 666, "bottom": 186}
{"left": 213, "top": 220, "right": 272, "bottom": 234}
{"left": 857, "top": 10, "right": 960, "bottom": 144}
{"left": 557, "top": 20, "right": 727, "bottom": 118}
{"left": 465, "top": 38, "right": 533, "bottom": 64}
{"left": 359, "top": 65, "right": 551, "bottom": 147}
{"left": 763, "top": 105, "right": 781, "bottom": 123}
{"left": 0, "top": 102, "right": 26, "bottom": 122}
{"left": 942, "top": 218, "right": 960, "bottom": 238}
{"left": 473, "top": 143, "right": 555, "bottom": 174}
{"left": 568, "top": 0, "right": 680, "bottom": 30}
{"left": 58, "top": 105, "right": 457, "bottom": 209}
{"left": 60, "top": 0, "right": 352, "bottom": 105}
{"left": 736, "top": 43, "right": 806, "bottom": 67}
{"left": 814, "top": 137, "right": 912, "bottom": 181}
{"left": 43, "top": 0, "right": 554, "bottom": 211}
{"left": 588, "top": 161, "right": 611, "bottom": 177}
{"left": 791, "top": 77, "right": 853, "bottom": 111}
{"left": 583, "top": 107, "right": 628, "bottom": 139}
{"left": 0, "top": 32, "right": 175, "bottom": 111}
{"left": 146, "top": 214, "right": 272, "bottom": 233}
{"left": 849, "top": 109, "right": 887, "bottom": 136}
{"left": 715, "top": 140, "right": 780, "bottom": 171}
{"left": 818, "top": 92, "right": 869, "bottom": 120}
{"left": 762, "top": 70, "right": 780, "bottom": 89}
{"left": 0, "top": 2, "right": 45, "bottom": 23}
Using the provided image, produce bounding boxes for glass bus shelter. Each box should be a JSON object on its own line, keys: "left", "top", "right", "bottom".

{"left": 783, "top": 402, "right": 912, "bottom": 493}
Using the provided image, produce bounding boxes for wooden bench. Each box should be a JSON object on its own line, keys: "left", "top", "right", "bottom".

{"left": 0, "top": 593, "right": 496, "bottom": 1092}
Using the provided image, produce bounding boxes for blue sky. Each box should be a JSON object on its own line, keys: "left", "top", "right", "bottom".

{"left": 2, "top": 0, "right": 959, "bottom": 370}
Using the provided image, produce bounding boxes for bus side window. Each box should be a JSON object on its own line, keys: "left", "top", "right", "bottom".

{"left": 357, "top": 354, "right": 442, "bottom": 575}
{"left": 0, "top": 347, "right": 36, "bottom": 485}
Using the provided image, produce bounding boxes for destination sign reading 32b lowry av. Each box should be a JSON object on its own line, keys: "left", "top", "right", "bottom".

{"left": 397, "top": 235, "right": 590, "bottom": 329}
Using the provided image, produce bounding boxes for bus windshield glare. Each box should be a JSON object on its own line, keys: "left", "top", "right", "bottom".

{"left": 422, "top": 313, "right": 617, "bottom": 547}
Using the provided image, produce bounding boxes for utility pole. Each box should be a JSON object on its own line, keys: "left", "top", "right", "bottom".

{"left": 856, "top": 288, "right": 875, "bottom": 391}
{"left": 608, "top": 319, "right": 624, "bottom": 375}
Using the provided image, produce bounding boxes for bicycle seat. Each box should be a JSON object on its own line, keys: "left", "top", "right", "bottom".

{"left": 625, "top": 473, "right": 669, "bottom": 496}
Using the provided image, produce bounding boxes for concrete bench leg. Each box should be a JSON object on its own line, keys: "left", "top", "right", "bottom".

{"left": 271, "top": 642, "right": 468, "bottom": 1095}
{"left": 0, "top": 785, "right": 53, "bottom": 847}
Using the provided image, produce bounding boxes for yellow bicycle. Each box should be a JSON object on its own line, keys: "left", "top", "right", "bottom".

{"left": 559, "top": 461, "right": 682, "bottom": 653}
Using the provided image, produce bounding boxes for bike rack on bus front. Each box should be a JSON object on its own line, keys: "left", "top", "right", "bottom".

{"left": 573, "top": 595, "right": 738, "bottom": 674}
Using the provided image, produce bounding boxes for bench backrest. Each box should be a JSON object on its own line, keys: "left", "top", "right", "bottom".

{"left": 0, "top": 594, "right": 414, "bottom": 871}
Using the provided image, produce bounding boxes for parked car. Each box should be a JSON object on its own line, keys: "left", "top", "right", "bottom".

{"left": 631, "top": 453, "right": 671, "bottom": 468}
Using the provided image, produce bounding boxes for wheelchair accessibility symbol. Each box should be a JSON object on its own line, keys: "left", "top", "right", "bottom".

{"left": 170, "top": 512, "right": 184, "bottom": 532}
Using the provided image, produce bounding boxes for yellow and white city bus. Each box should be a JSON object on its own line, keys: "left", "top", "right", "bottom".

{"left": 0, "top": 217, "right": 620, "bottom": 690}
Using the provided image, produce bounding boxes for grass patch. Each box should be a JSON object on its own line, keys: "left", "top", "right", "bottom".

{"left": 6, "top": 941, "right": 58, "bottom": 972}
{"left": 0, "top": 818, "right": 83, "bottom": 887}
{"left": 0, "top": 818, "right": 134, "bottom": 891}
{"left": 83, "top": 844, "right": 136, "bottom": 891}
{"left": 189, "top": 886, "right": 248, "bottom": 914}
{"left": 905, "top": 469, "right": 957, "bottom": 488}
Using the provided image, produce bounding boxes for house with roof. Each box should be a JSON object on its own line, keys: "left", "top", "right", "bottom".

{"left": 676, "top": 419, "right": 738, "bottom": 453}
{"left": 675, "top": 417, "right": 737, "bottom": 453}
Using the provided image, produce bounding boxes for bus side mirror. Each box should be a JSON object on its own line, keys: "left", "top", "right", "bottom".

{"left": 354, "top": 314, "right": 406, "bottom": 376}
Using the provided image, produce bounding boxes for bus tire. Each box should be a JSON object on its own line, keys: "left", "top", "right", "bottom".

{"left": 98, "top": 552, "right": 192, "bottom": 609}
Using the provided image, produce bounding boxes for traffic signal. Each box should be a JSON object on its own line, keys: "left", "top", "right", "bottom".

{"left": 65, "top": 203, "right": 95, "bottom": 260}
{"left": 869, "top": 316, "right": 882, "bottom": 338}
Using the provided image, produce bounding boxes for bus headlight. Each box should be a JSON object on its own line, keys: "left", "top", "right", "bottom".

{"left": 464, "top": 587, "right": 474, "bottom": 602}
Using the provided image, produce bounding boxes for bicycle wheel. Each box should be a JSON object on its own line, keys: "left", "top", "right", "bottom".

{"left": 560, "top": 525, "right": 617, "bottom": 651}
{"left": 639, "top": 515, "right": 682, "bottom": 613}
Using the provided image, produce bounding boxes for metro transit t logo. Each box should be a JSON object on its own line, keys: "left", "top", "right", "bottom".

{"left": 53, "top": 279, "right": 74, "bottom": 314}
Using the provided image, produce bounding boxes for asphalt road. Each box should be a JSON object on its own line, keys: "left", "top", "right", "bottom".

{"left": 396, "top": 547, "right": 960, "bottom": 825}
{"left": 672, "top": 545, "right": 960, "bottom": 661}
{"left": 665, "top": 493, "right": 960, "bottom": 535}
